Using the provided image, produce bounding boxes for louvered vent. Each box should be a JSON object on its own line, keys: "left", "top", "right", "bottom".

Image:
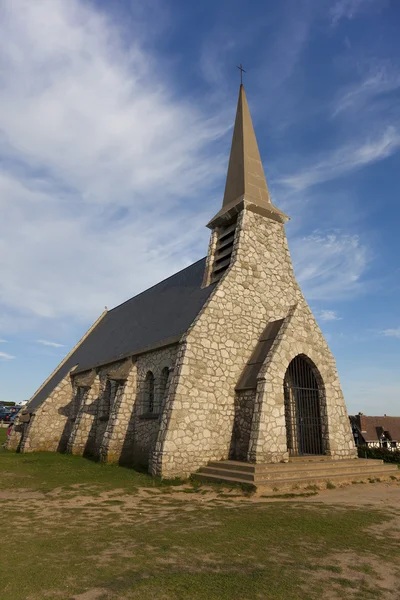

{"left": 211, "top": 218, "right": 237, "bottom": 283}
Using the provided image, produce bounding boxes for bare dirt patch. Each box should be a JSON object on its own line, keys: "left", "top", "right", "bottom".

{"left": 1, "top": 480, "right": 399, "bottom": 517}
{"left": 302, "top": 481, "right": 400, "bottom": 509}
{"left": 72, "top": 589, "right": 109, "bottom": 600}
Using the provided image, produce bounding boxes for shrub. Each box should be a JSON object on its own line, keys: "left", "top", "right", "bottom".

{"left": 357, "top": 445, "right": 400, "bottom": 464}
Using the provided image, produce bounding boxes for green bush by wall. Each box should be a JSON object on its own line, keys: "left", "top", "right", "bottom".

{"left": 357, "top": 445, "right": 400, "bottom": 463}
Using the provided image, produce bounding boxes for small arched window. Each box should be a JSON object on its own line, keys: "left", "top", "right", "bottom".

{"left": 145, "top": 371, "right": 155, "bottom": 413}
{"left": 160, "top": 367, "right": 170, "bottom": 406}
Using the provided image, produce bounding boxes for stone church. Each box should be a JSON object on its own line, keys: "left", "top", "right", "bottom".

{"left": 8, "top": 84, "right": 359, "bottom": 479}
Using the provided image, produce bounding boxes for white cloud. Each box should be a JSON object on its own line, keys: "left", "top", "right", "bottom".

{"left": 319, "top": 310, "right": 342, "bottom": 321}
{"left": 0, "top": 352, "right": 15, "bottom": 360}
{"left": 0, "top": 339, "right": 7, "bottom": 343}
{"left": 381, "top": 328, "right": 400, "bottom": 339}
{"left": 279, "top": 126, "right": 400, "bottom": 191}
{"left": 330, "top": 0, "right": 383, "bottom": 26}
{"left": 37, "top": 340, "right": 65, "bottom": 348}
{"left": 291, "top": 231, "right": 368, "bottom": 300}
{"left": 0, "top": 0, "right": 384, "bottom": 348}
{"left": 0, "top": 0, "right": 227, "bottom": 332}
{"left": 333, "top": 62, "right": 400, "bottom": 117}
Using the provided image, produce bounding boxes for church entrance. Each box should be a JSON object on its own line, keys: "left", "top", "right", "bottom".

{"left": 283, "top": 355, "right": 324, "bottom": 456}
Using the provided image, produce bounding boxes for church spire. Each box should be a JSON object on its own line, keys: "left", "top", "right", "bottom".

{"left": 223, "top": 83, "right": 270, "bottom": 208}
{"left": 207, "top": 84, "right": 288, "bottom": 228}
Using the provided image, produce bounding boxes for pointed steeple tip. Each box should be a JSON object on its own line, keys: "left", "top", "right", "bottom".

{"left": 207, "top": 83, "right": 289, "bottom": 228}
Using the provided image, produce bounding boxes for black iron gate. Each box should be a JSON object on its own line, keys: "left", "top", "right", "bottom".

{"left": 284, "top": 355, "right": 323, "bottom": 456}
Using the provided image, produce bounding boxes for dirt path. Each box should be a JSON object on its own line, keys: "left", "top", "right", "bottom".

{"left": 1, "top": 480, "right": 399, "bottom": 514}
{"left": 303, "top": 481, "right": 400, "bottom": 508}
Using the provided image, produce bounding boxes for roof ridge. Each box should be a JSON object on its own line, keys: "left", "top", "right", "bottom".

{"left": 362, "top": 415, "right": 399, "bottom": 419}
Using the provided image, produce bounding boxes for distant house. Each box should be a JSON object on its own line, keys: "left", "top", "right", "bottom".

{"left": 349, "top": 414, "right": 400, "bottom": 451}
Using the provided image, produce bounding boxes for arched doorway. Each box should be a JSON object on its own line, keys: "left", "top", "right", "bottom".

{"left": 284, "top": 355, "right": 324, "bottom": 456}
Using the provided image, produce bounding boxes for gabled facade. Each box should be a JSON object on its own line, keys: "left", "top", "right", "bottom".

{"left": 8, "top": 85, "right": 357, "bottom": 477}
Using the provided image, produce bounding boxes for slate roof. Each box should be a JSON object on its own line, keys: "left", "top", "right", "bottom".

{"left": 350, "top": 414, "right": 400, "bottom": 442}
{"left": 27, "top": 258, "right": 215, "bottom": 413}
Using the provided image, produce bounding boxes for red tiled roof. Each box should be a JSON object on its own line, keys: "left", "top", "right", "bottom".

{"left": 350, "top": 415, "right": 400, "bottom": 442}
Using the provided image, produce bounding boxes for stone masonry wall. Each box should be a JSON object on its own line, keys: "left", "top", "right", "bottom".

{"left": 229, "top": 390, "right": 256, "bottom": 461}
{"left": 153, "top": 208, "right": 355, "bottom": 477}
{"left": 68, "top": 347, "right": 176, "bottom": 467}
{"left": 6, "top": 415, "right": 25, "bottom": 451}
{"left": 9, "top": 346, "right": 177, "bottom": 467}
{"left": 95, "top": 346, "right": 177, "bottom": 468}
{"left": 99, "top": 366, "right": 136, "bottom": 465}
{"left": 68, "top": 376, "right": 101, "bottom": 456}
{"left": 13, "top": 369, "right": 75, "bottom": 453}
{"left": 130, "top": 346, "right": 177, "bottom": 468}
{"left": 69, "top": 359, "right": 133, "bottom": 460}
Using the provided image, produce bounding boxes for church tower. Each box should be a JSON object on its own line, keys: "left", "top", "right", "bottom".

{"left": 203, "top": 84, "right": 289, "bottom": 287}
{"left": 152, "top": 84, "right": 356, "bottom": 477}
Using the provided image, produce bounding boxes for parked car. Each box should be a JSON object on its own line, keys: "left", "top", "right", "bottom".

{"left": 0, "top": 407, "right": 10, "bottom": 422}
{"left": 6, "top": 407, "right": 20, "bottom": 419}
{"left": 1, "top": 406, "right": 21, "bottom": 422}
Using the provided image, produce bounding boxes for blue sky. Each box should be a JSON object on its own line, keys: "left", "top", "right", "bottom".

{"left": 0, "top": 0, "right": 399, "bottom": 414}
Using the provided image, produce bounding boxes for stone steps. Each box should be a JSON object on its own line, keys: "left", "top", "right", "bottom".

{"left": 200, "top": 464, "right": 393, "bottom": 482}
{"left": 193, "top": 458, "right": 399, "bottom": 491}
{"left": 206, "top": 458, "right": 385, "bottom": 474}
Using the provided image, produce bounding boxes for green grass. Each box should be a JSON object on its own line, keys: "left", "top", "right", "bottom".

{"left": 0, "top": 447, "right": 185, "bottom": 492}
{"left": 0, "top": 448, "right": 399, "bottom": 600}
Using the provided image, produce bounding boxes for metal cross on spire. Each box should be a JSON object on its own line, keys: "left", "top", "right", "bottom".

{"left": 236, "top": 63, "right": 246, "bottom": 85}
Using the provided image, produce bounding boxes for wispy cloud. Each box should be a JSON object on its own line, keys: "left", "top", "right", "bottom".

{"left": 330, "top": 0, "right": 384, "bottom": 26}
{"left": 0, "top": 339, "right": 7, "bottom": 343}
{"left": 292, "top": 231, "right": 368, "bottom": 300}
{"left": 0, "top": 0, "right": 227, "bottom": 332}
{"left": 279, "top": 126, "right": 400, "bottom": 191}
{"left": 319, "top": 310, "right": 342, "bottom": 321}
{"left": 333, "top": 62, "right": 400, "bottom": 117}
{"left": 37, "top": 340, "right": 65, "bottom": 348}
{"left": 0, "top": 352, "right": 15, "bottom": 360}
{"left": 381, "top": 327, "right": 400, "bottom": 339}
